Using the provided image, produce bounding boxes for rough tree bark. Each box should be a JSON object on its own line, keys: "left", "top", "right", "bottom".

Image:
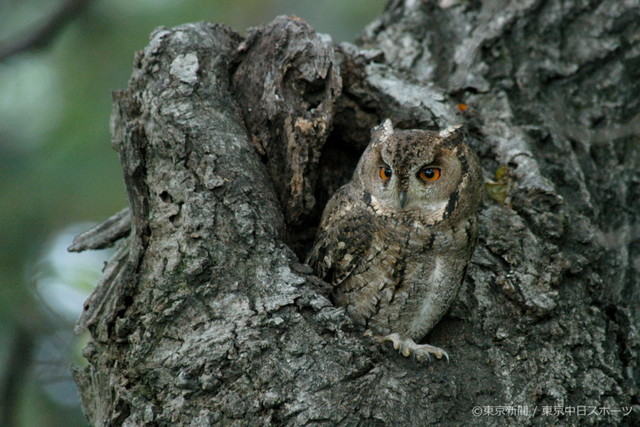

{"left": 71, "top": 1, "right": 639, "bottom": 425}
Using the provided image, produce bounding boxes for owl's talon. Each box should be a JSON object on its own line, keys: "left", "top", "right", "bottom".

{"left": 379, "top": 333, "right": 449, "bottom": 362}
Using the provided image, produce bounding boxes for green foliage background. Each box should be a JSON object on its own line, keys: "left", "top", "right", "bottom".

{"left": 0, "top": 0, "right": 385, "bottom": 425}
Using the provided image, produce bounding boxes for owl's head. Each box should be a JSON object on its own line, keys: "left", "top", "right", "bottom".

{"left": 354, "top": 119, "right": 482, "bottom": 224}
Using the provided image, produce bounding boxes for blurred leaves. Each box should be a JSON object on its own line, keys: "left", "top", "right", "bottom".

{"left": 485, "top": 164, "right": 514, "bottom": 206}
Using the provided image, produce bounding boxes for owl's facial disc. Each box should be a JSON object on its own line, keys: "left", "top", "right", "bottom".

{"left": 357, "top": 128, "right": 467, "bottom": 222}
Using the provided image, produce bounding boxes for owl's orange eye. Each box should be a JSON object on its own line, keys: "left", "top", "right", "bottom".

{"left": 379, "top": 166, "right": 392, "bottom": 180}
{"left": 418, "top": 167, "right": 441, "bottom": 182}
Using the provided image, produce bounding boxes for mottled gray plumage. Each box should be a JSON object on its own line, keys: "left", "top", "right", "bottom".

{"left": 307, "top": 119, "right": 483, "bottom": 361}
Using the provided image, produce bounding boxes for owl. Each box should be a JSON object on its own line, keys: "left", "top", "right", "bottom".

{"left": 307, "top": 119, "right": 483, "bottom": 361}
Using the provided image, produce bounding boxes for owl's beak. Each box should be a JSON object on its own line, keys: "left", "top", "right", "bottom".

{"left": 398, "top": 191, "right": 409, "bottom": 209}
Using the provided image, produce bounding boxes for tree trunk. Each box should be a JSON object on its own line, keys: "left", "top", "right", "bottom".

{"left": 72, "top": 1, "right": 639, "bottom": 425}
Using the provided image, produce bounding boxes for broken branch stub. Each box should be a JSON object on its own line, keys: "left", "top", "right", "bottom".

{"left": 232, "top": 16, "right": 342, "bottom": 229}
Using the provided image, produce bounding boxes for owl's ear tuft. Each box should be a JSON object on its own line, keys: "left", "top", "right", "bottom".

{"left": 439, "top": 124, "right": 464, "bottom": 141}
{"left": 372, "top": 118, "right": 394, "bottom": 144}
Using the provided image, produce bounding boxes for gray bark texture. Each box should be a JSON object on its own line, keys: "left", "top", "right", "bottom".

{"left": 72, "top": 1, "right": 640, "bottom": 425}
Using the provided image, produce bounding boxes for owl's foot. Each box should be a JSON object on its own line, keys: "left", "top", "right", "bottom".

{"left": 378, "top": 332, "right": 449, "bottom": 362}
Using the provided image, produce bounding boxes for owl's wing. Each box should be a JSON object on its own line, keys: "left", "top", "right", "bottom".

{"left": 306, "top": 185, "right": 374, "bottom": 286}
